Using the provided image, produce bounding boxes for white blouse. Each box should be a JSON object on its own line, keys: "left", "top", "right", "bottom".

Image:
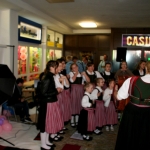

{"left": 69, "top": 72, "right": 86, "bottom": 84}
{"left": 54, "top": 73, "right": 69, "bottom": 89}
{"left": 81, "top": 92, "right": 92, "bottom": 108}
{"left": 91, "top": 86, "right": 103, "bottom": 100}
{"left": 86, "top": 70, "right": 104, "bottom": 79}
{"left": 103, "top": 88, "right": 113, "bottom": 107}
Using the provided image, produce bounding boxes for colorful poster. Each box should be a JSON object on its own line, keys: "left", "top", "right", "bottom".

{"left": 29, "top": 47, "right": 42, "bottom": 73}
{"left": 46, "top": 49, "right": 62, "bottom": 62}
{"left": 18, "top": 46, "right": 28, "bottom": 75}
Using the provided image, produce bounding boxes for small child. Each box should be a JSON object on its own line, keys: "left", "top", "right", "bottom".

{"left": 91, "top": 78, "right": 106, "bottom": 134}
{"left": 103, "top": 79, "right": 118, "bottom": 131}
{"left": 77, "top": 83, "right": 96, "bottom": 141}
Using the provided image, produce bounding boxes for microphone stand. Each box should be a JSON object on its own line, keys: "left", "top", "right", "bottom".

{"left": 0, "top": 136, "right": 15, "bottom": 146}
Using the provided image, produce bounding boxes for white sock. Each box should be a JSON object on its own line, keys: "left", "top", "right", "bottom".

{"left": 40, "top": 132, "right": 50, "bottom": 149}
{"left": 71, "top": 116, "right": 75, "bottom": 124}
{"left": 45, "top": 133, "right": 53, "bottom": 145}
{"left": 75, "top": 115, "right": 79, "bottom": 123}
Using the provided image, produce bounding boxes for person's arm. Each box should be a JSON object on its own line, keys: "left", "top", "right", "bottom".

{"left": 81, "top": 72, "right": 90, "bottom": 83}
{"left": 69, "top": 72, "right": 78, "bottom": 83}
{"left": 98, "top": 61, "right": 102, "bottom": 72}
{"left": 54, "top": 75, "right": 64, "bottom": 89}
{"left": 95, "top": 71, "right": 104, "bottom": 80}
{"left": 81, "top": 95, "right": 92, "bottom": 108}
{"left": 60, "top": 75, "right": 70, "bottom": 88}
{"left": 116, "top": 77, "right": 131, "bottom": 100}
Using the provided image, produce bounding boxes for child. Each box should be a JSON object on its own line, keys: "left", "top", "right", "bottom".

{"left": 101, "top": 63, "right": 114, "bottom": 89}
{"left": 77, "top": 83, "right": 96, "bottom": 141}
{"left": 38, "top": 60, "right": 63, "bottom": 150}
{"left": 103, "top": 79, "right": 118, "bottom": 131}
{"left": 91, "top": 78, "right": 106, "bottom": 134}
{"left": 54, "top": 59, "right": 70, "bottom": 133}
{"left": 69, "top": 63, "right": 89, "bottom": 127}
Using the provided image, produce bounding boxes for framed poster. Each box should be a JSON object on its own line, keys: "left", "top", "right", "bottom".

{"left": 18, "top": 16, "right": 42, "bottom": 44}
{"left": 29, "top": 47, "right": 42, "bottom": 73}
{"left": 55, "top": 32, "right": 63, "bottom": 48}
{"left": 18, "top": 46, "right": 28, "bottom": 75}
{"left": 47, "top": 30, "right": 55, "bottom": 47}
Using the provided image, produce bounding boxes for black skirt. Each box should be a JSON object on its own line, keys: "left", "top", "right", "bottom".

{"left": 77, "top": 109, "right": 88, "bottom": 135}
{"left": 36, "top": 101, "right": 47, "bottom": 132}
{"left": 115, "top": 102, "right": 150, "bottom": 150}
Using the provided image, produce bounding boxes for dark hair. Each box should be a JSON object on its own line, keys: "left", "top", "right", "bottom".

{"left": 72, "top": 56, "right": 78, "bottom": 60}
{"left": 56, "top": 58, "right": 63, "bottom": 64}
{"left": 60, "top": 58, "right": 66, "bottom": 63}
{"left": 87, "top": 62, "right": 94, "bottom": 68}
{"left": 119, "top": 61, "right": 127, "bottom": 69}
{"left": 39, "top": 72, "right": 45, "bottom": 81}
{"left": 105, "top": 62, "right": 111, "bottom": 67}
{"left": 70, "top": 63, "right": 78, "bottom": 71}
{"left": 136, "top": 60, "right": 146, "bottom": 70}
{"left": 16, "top": 78, "right": 24, "bottom": 84}
{"left": 44, "top": 60, "right": 58, "bottom": 74}
{"left": 108, "top": 79, "right": 115, "bottom": 84}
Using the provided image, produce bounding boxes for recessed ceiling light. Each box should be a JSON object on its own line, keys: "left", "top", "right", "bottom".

{"left": 79, "top": 22, "right": 97, "bottom": 28}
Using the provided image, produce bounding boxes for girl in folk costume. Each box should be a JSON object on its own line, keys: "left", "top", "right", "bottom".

{"left": 91, "top": 78, "right": 105, "bottom": 134}
{"left": 101, "top": 63, "right": 114, "bottom": 89}
{"left": 69, "top": 63, "right": 90, "bottom": 127}
{"left": 85, "top": 62, "right": 104, "bottom": 87}
{"left": 77, "top": 83, "right": 96, "bottom": 141}
{"left": 103, "top": 79, "right": 118, "bottom": 132}
{"left": 38, "top": 60, "right": 63, "bottom": 150}
{"left": 54, "top": 59, "right": 71, "bottom": 131}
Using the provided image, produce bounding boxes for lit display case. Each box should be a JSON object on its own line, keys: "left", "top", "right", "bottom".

{"left": 55, "top": 32, "right": 63, "bottom": 48}
{"left": 47, "top": 30, "right": 55, "bottom": 47}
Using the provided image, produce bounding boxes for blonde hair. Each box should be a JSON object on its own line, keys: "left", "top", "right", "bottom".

{"left": 84, "top": 82, "right": 93, "bottom": 91}
{"left": 95, "top": 78, "right": 103, "bottom": 85}
{"left": 146, "top": 61, "right": 150, "bottom": 73}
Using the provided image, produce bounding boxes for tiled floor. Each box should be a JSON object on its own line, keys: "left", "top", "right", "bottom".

{"left": 54, "top": 123, "right": 119, "bottom": 150}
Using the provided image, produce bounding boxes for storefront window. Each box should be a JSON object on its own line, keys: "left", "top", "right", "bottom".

{"left": 29, "top": 47, "right": 42, "bottom": 73}
{"left": 144, "top": 51, "right": 150, "bottom": 60}
{"left": 18, "top": 46, "right": 28, "bottom": 75}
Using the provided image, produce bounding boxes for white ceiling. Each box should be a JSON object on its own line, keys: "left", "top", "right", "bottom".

{"left": 1, "top": 0, "right": 150, "bottom": 34}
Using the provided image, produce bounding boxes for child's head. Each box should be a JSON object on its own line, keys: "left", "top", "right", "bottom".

{"left": 108, "top": 79, "right": 115, "bottom": 89}
{"left": 95, "top": 78, "right": 104, "bottom": 87}
{"left": 84, "top": 82, "right": 93, "bottom": 93}
{"left": 105, "top": 63, "right": 111, "bottom": 72}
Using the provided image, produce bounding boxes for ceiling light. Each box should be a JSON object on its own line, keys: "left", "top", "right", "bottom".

{"left": 79, "top": 22, "right": 97, "bottom": 28}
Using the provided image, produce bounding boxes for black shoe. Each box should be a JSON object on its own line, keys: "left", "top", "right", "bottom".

{"left": 59, "top": 130, "right": 65, "bottom": 134}
{"left": 49, "top": 136, "right": 61, "bottom": 142}
{"left": 83, "top": 136, "right": 93, "bottom": 141}
{"left": 63, "top": 127, "right": 68, "bottom": 131}
{"left": 47, "top": 143, "right": 56, "bottom": 147}
{"left": 70, "top": 123, "right": 76, "bottom": 128}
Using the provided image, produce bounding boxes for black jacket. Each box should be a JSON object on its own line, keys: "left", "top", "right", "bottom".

{"left": 40, "top": 72, "right": 58, "bottom": 103}
{"left": 132, "top": 69, "right": 146, "bottom": 76}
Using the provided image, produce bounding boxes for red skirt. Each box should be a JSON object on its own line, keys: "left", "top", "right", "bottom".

{"left": 61, "top": 89, "right": 71, "bottom": 122}
{"left": 57, "top": 92, "right": 64, "bottom": 122}
{"left": 70, "top": 84, "right": 84, "bottom": 115}
{"left": 105, "top": 101, "right": 118, "bottom": 125}
{"left": 84, "top": 108, "right": 96, "bottom": 131}
{"left": 95, "top": 100, "right": 106, "bottom": 127}
{"left": 45, "top": 102, "right": 63, "bottom": 134}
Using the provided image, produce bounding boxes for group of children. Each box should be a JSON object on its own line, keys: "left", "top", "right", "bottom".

{"left": 38, "top": 59, "right": 118, "bottom": 150}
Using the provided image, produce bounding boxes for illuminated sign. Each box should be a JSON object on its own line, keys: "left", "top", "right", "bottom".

{"left": 122, "top": 34, "right": 150, "bottom": 47}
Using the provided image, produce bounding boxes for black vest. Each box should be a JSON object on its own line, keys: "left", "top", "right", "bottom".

{"left": 71, "top": 72, "right": 82, "bottom": 84}
{"left": 95, "top": 88, "right": 103, "bottom": 100}
{"left": 85, "top": 71, "right": 97, "bottom": 83}
{"left": 102, "top": 72, "right": 114, "bottom": 86}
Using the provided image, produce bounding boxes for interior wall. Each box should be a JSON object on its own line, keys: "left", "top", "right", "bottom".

{"left": 63, "top": 34, "right": 110, "bottom": 69}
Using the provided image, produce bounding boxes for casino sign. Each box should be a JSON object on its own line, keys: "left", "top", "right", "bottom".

{"left": 122, "top": 34, "right": 150, "bottom": 47}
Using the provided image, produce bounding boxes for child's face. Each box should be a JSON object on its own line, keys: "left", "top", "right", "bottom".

{"left": 86, "top": 85, "right": 93, "bottom": 93}
{"left": 97, "top": 79, "right": 104, "bottom": 87}
{"left": 105, "top": 64, "right": 111, "bottom": 72}
{"left": 109, "top": 81, "right": 115, "bottom": 88}
{"left": 72, "top": 64, "right": 78, "bottom": 72}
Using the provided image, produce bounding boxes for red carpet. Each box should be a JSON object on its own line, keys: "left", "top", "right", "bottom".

{"left": 61, "top": 144, "right": 81, "bottom": 150}
{"left": 34, "top": 132, "right": 40, "bottom": 140}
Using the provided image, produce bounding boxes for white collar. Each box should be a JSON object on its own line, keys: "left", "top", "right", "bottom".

{"left": 86, "top": 70, "right": 94, "bottom": 75}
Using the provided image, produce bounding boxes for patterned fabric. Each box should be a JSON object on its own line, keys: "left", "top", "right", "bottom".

{"left": 45, "top": 102, "right": 63, "bottom": 133}
{"left": 95, "top": 100, "right": 106, "bottom": 127}
{"left": 84, "top": 108, "right": 96, "bottom": 131}
{"left": 70, "top": 84, "right": 84, "bottom": 115}
{"left": 105, "top": 101, "right": 118, "bottom": 125}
